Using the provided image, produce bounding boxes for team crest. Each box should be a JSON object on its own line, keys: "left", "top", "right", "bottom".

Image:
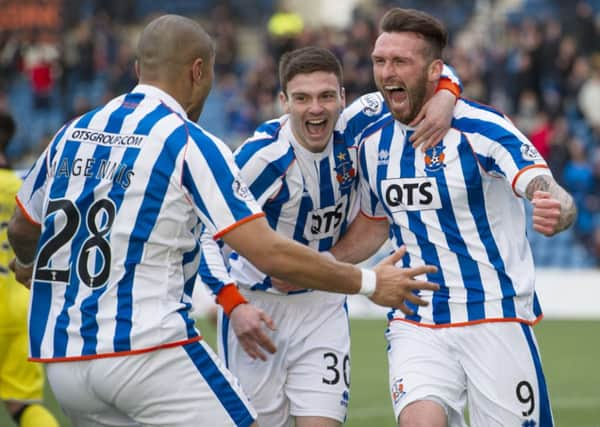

{"left": 424, "top": 144, "right": 446, "bottom": 172}
{"left": 520, "top": 143, "right": 542, "bottom": 161}
{"left": 391, "top": 377, "right": 406, "bottom": 404}
{"left": 232, "top": 177, "right": 253, "bottom": 202}
{"left": 360, "top": 93, "right": 383, "bottom": 117}
{"left": 335, "top": 156, "right": 356, "bottom": 190}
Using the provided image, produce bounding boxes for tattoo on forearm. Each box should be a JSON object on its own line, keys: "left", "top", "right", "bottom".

{"left": 526, "top": 175, "right": 577, "bottom": 233}
{"left": 525, "top": 175, "right": 551, "bottom": 197}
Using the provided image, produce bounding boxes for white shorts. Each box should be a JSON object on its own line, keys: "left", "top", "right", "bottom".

{"left": 218, "top": 290, "right": 350, "bottom": 427}
{"left": 46, "top": 340, "right": 256, "bottom": 427}
{"left": 386, "top": 321, "right": 554, "bottom": 427}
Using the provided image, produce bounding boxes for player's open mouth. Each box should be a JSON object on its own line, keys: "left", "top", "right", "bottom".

{"left": 384, "top": 85, "right": 407, "bottom": 104}
{"left": 306, "top": 119, "right": 327, "bottom": 136}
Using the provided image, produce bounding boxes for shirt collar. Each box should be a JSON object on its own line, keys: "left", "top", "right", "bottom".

{"left": 131, "top": 84, "right": 188, "bottom": 117}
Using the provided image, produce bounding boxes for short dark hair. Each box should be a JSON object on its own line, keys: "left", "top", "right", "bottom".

{"left": 379, "top": 8, "right": 448, "bottom": 60}
{"left": 0, "top": 110, "right": 16, "bottom": 150}
{"left": 278, "top": 47, "right": 343, "bottom": 95}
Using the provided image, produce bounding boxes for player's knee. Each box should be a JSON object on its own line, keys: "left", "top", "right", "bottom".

{"left": 12, "top": 403, "right": 59, "bottom": 427}
{"left": 399, "top": 399, "right": 447, "bottom": 427}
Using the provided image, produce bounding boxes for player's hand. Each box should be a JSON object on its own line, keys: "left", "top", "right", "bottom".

{"left": 409, "top": 89, "right": 455, "bottom": 151}
{"left": 229, "top": 303, "right": 277, "bottom": 361}
{"left": 531, "top": 191, "right": 562, "bottom": 236}
{"left": 270, "top": 277, "right": 305, "bottom": 293}
{"left": 370, "top": 246, "right": 439, "bottom": 314}
{"left": 8, "top": 258, "right": 33, "bottom": 289}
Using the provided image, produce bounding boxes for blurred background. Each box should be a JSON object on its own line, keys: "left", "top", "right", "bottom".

{"left": 1, "top": 0, "right": 599, "bottom": 269}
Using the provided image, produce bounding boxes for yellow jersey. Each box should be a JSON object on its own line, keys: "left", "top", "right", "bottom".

{"left": 0, "top": 168, "right": 29, "bottom": 334}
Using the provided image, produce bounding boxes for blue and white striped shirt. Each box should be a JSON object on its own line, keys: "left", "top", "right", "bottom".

{"left": 200, "top": 114, "right": 359, "bottom": 294}
{"left": 199, "top": 65, "right": 462, "bottom": 296}
{"left": 17, "top": 84, "right": 263, "bottom": 361}
{"left": 358, "top": 98, "right": 551, "bottom": 326}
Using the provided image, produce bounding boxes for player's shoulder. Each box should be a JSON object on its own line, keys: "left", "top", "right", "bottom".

{"left": 358, "top": 111, "right": 395, "bottom": 144}
{"left": 452, "top": 98, "right": 527, "bottom": 146}
{"left": 185, "top": 120, "right": 233, "bottom": 154}
{"left": 339, "top": 92, "right": 392, "bottom": 143}
{"left": 453, "top": 98, "right": 509, "bottom": 126}
{"left": 342, "top": 92, "right": 387, "bottom": 122}
{"left": 234, "top": 115, "right": 292, "bottom": 165}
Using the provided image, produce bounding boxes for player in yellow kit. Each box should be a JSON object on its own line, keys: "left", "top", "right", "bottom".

{"left": 0, "top": 111, "right": 58, "bottom": 427}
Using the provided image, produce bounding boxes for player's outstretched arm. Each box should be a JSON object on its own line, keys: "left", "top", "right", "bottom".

{"left": 270, "top": 212, "right": 390, "bottom": 293}
{"left": 525, "top": 175, "right": 577, "bottom": 237}
{"left": 222, "top": 216, "right": 439, "bottom": 308}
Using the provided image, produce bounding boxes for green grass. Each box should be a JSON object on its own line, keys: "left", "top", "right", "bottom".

{"left": 1, "top": 319, "right": 598, "bottom": 426}
{"left": 345, "top": 319, "right": 600, "bottom": 427}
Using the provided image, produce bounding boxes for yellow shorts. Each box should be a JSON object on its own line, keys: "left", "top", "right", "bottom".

{"left": 0, "top": 330, "right": 44, "bottom": 402}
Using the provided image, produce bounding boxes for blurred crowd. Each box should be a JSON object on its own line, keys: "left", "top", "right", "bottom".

{"left": 0, "top": 0, "right": 598, "bottom": 266}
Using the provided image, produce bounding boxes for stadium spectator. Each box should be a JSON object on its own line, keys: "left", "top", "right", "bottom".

{"left": 563, "top": 136, "right": 596, "bottom": 243}
{"left": 547, "top": 115, "right": 571, "bottom": 185}
{"left": 529, "top": 110, "right": 552, "bottom": 160}
{"left": 331, "top": 8, "right": 576, "bottom": 426}
{"left": 6, "top": 14, "right": 441, "bottom": 426}
{"left": 267, "top": 4, "right": 304, "bottom": 60}
{"left": 0, "top": 111, "right": 59, "bottom": 427}
{"left": 578, "top": 53, "right": 600, "bottom": 132}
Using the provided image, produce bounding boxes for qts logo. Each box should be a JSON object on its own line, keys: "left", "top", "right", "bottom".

{"left": 304, "top": 195, "right": 349, "bottom": 240}
{"left": 381, "top": 177, "right": 442, "bottom": 212}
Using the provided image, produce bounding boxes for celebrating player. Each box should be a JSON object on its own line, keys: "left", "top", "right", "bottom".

{"left": 7, "top": 14, "right": 443, "bottom": 427}
{"left": 199, "top": 46, "right": 461, "bottom": 427}
{"left": 331, "top": 8, "right": 576, "bottom": 427}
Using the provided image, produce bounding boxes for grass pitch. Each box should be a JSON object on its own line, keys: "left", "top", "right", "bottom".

{"left": 1, "top": 319, "right": 598, "bottom": 426}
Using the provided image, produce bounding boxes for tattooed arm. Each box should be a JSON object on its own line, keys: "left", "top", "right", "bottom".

{"left": 525, "top": 175, "right": 576, "bottom": 237}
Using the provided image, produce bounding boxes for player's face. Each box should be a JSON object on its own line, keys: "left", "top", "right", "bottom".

{"left": 280, "top": 71, "right": 345, "bottom": 153}
{"left": 372, "top": 31, "right": 437, "bottom": 124}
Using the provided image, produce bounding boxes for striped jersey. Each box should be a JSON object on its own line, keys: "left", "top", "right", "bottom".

{"left": 358, "top": 98, "right": 551, "bottom": 326}
{"left": 199, "top": 90, "right": 398, "bottom": 294}
{"left": 16, "top": 84, "right": 263, "bottom": 361}
{"left": 200, "top": 115, "right": 359, "bottom": 294}
{"left": 199, "top": 65, "right": 462, "bottom": 295}
{"left": 0, "top": 168, "right": 30, "bottom": 334}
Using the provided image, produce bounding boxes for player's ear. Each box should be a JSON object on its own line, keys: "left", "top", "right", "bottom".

{"left": 428, "top": 59, "right": 443, "bottom": 83}
{"left": 191, "top": 57, "right": 204, "bottom": 85}
{"left": 279, "top": 91, "right": 290, "bottom": 113}
{"left": 134, "top": 60, "right": 140, "bottom": 79}
{"left": 340, "top": 86, "right": 346, "bottom": 109}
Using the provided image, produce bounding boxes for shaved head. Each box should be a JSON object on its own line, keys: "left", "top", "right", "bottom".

{"left": 135, "top": 14, "right": 216, "bottom": 121}
{"left": 137, "top": 14, "right": 214, "bottom": 82}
